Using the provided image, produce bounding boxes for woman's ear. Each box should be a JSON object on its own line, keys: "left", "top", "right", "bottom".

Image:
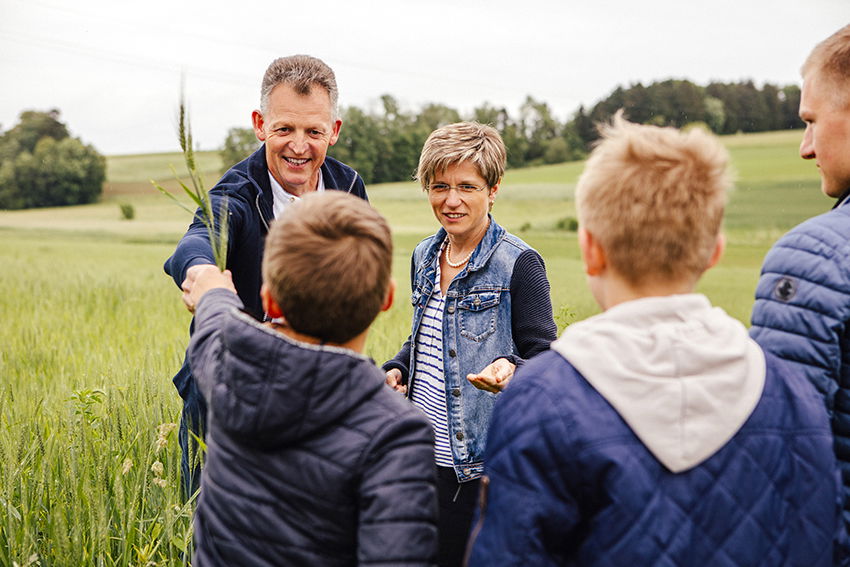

{"left": 488, "top": 178, "right": 501, "bottom": 211}
{"left": 489, "top": 178, "right": 501, "bottom": 199}
{"left": 261, "top": 284, "right": 283, "bottom": 319}
{"left": 579, "top": 227, "right": 607, "bottom": 276}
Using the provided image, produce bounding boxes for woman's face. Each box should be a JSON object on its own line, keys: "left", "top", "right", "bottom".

{"left": 428, "top": 161, "right": 497, "bottom": 243}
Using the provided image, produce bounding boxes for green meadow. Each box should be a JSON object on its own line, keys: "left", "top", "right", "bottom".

{"left": 0, "top": 129, "right": 830, "bottom": 565}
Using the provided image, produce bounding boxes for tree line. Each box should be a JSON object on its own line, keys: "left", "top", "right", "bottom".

{"left": 0, "top": 110, "right": 105, "bottom": 209}
{"left": 0, "top": 78, "right": 802, "bottom": 210}
{"left": 222, "top": 79, "right": 803, "bottom": 185}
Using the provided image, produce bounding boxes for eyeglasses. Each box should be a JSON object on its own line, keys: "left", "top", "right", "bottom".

{"left": 427, "top": 183, "right": 487, "bottom": 194}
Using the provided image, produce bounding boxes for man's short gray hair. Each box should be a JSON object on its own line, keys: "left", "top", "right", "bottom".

{"left": 260, "top": 55, "right": 339, "bottom": 118}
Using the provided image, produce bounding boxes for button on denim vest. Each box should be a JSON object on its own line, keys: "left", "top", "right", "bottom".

{"left": 407, "top": 218, "right": 531, "bottom": 481}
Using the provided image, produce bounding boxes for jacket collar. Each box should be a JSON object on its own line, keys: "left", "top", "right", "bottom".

{"left": 244, "top": 146, "right": 360, "bottom": 230}
{"left": 243, "top": 145, "right": 274, "bottom": 230}
{"left": 213, "top": 308, "right": 383, "bottom": 443}
{"left": 833, "top": 186, "right": 850, "bottom": 209}
{"left": 552, "top": 294, "right": 766, "bottom": 473}
{"left": 418, "top": 216, "right": 505, "bottom": 274}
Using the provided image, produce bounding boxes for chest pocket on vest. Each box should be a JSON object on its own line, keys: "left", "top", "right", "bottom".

{"left": 458, "top": 292, "right": 501, "bottom": 342}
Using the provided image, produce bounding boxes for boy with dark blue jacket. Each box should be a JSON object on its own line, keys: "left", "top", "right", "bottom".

{"left": 183, "top": 192, "right": 437, "bottom": 566}
{"left": 467, "top": 115, "right": 845, "bottom": 566}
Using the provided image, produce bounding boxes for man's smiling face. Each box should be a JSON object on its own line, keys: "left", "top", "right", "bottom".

{"left": 252, "top": 83, "right": 341, "bottom": 196}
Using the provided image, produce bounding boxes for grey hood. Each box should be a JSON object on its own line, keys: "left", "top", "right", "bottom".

{"left": 552, "top": 294, "right": 765, "bottom": 473}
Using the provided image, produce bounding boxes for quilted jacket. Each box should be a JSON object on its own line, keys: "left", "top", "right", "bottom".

{"left": 189, "top": 289, "right": 438, "bottom": 567}
{"left": 468, "top": 295, "right": 844, "bottom": 566}
{"left": 751, "top": 200, "right": 850, "bottom": 528}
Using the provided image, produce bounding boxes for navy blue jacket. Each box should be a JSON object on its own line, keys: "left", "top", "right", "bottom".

{"left": 189, "top": 289, "right": 438, "bottom": 567}
{"left": 750, "top": 198, "right": 850, "bottom": 528}
{"left": 467, "top": 350, "right": 844, "bottom": 567}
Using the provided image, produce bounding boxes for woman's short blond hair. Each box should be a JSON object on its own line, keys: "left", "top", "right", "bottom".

{"left": 416, "top": 122, "right": 506, "bottom": 190}
{"left": 262, "top": 192, "right": 392, "bottom": 344}
{"left": 575, "top": 113, "right": 731, "bottom": 286}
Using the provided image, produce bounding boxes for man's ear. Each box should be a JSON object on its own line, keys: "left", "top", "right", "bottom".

{"left": 578, "top": 227, "right": 606, "bottom": 276}
{"left": 381, "top": 278, "right": 396, "bottom": 312}
{"left": 251, "top": 110, "right": 267, "bottom": 142}
{"left": 706, "top": 233, "right": 726, "bottom": 270}
{"left": 261, "top": 284, "right": 283, "bottom": 319}
{"left": 328, "top": 119, "right": 342, "bottom": 146}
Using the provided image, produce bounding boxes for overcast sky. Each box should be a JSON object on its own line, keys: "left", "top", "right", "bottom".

{"left": 1, "top": 0, "right": 847, "bottom": 155}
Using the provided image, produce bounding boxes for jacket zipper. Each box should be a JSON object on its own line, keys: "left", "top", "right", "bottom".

{"left": 255, "top": 194, "right": 271, "bottom": 232}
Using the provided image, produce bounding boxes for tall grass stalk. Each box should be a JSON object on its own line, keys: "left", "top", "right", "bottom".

{"left": 152, "top": 91, "right": 228, "bottom": 271}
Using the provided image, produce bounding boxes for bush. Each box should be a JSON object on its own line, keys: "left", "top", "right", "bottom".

{"left": 119, "top": 203, "right": 135, "bottom": 220}
{"left": 0, "top": 110, "right": 105, "bottom": 209}
{"left": 219, "top": 127, "right": 260, "bottom": 173}
{"left": 555, "top": 217, "right": 579, "bottom": 231}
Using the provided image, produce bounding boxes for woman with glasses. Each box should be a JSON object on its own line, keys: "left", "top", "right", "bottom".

{"left": 383, "top": 122, "right": 557, "bottom": 567}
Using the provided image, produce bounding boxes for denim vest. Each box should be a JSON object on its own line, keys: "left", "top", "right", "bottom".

{"left": 407, "top": 218, "right": 530, "bottom": 482}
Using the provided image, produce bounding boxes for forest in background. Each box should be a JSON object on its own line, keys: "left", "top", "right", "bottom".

{"left": 221, "top": 78, "right": 803, "bottom": 184}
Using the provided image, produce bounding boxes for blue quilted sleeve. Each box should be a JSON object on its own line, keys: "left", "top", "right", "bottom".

{"left": 750, "top": 209, "right": 850, "bottom": 406}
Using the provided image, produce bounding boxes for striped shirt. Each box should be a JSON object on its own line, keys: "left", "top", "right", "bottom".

{"left": 411, "top": 254, "right": 454, "bottom": 467}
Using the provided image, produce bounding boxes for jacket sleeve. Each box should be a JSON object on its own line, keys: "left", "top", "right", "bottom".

{"left": 499, "top": 249, "right": 558, "bottom": 366}
{"left": 187, "top": 288, "right": 244, "bottom": 402}
{"left": 466, "top": 368, "right": 579, "bottom": 566}
{"left": 382, "top": 253, "right": 418, "bottom": 381}
{"left": 163, "top": 189, "right": 239, "bottom": 289}
{"left": 750, "top": 223, "right": 850, "bottom": 405}
{"left": 382, "top": 340, "right": 412, "bottom": 381}
{"left": 357, "top": 410, "right": 438, "bottom": 566}
{"left": 750, "top": 218, "right": 850, "bottom": 531}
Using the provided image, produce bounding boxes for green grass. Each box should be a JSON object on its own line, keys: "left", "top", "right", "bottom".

{"left": 0, "top": 233, "right": 193, "bottom": 566}
{"left": 107, "top": 151, "right": 222, "bottom": 184}
{"left": 0, "top": 128, "right": 830, "bottom": 565}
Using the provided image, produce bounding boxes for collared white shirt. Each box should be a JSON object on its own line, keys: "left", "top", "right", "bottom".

{"left": 269, "top": 170, "right": 325, "bottom": 219}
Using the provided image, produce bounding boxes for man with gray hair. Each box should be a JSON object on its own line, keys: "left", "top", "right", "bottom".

{"left": 750, "top": 24, "right": 850, "bottom": 530}
{"left": 164, "top": 55, "right": 367, "bottom": 498}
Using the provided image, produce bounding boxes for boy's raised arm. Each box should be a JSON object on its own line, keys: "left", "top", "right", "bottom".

{"left": 186, "top": 271, "right": 239, "bottom": 401}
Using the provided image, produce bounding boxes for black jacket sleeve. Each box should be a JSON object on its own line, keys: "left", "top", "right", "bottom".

{"left": 502, "top": 249, "right": 558, "bottom": 366}
{"left": 383, "top": 253, "right": 417, "bottom": 381}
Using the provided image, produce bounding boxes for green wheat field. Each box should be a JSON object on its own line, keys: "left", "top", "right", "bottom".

{"left": 0, "top": 129, "right": 831, "bottom": 566}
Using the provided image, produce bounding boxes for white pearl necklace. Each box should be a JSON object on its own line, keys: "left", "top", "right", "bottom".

{"left": 445, "top": 239, "right": 474, "bottom": 268}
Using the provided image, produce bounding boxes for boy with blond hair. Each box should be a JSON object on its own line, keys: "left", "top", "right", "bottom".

{"left": 183, "top": 191, "right": 437, "bottom": 566}
{"left": 467, "top": 116, "right": 843, "bottom": 566}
